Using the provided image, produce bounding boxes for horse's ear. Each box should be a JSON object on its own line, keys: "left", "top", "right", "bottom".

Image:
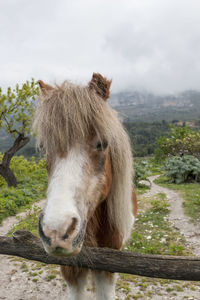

{"left": 38, "top": 80, "right": 53, "bottom": 94}
{"left": 88, "top": 73, "right": 112, "bottom": 101}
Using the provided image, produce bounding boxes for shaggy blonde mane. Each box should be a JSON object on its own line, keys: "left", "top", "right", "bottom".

{"left": 32, "top": 80, "right": 134, "bottom": 241}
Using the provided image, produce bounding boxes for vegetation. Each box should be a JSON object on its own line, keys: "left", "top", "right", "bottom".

{"left": 124, "top": 121, "right": 169, "bottom": 157}
{"left": 162, "top": 155, "right": 200, "bottom": 184}
{"left": 127, "top": 193, "right": 189, "bottom": 256}
{"left": 134, "top": 160, "right": 150, "bottom": 187}
{"left": 155, "top": 176, "right": 200, "bottom": 223}
{"left": 0, "top": 154, "right": 47, "bottom": 224}
{"left": 135, "top": 157, "right": 162, "bottom": 176}
{"left": 1, "top": 120, "right": 199, "bottom": 161}
{"left": 155, "top": 125, "right": 200, "bottom": 161}
{"left": 0, "top": 80, "right": 39, "bottom": 186}
{"left": 8, "top": 206, "right": 40, "bottom": 237}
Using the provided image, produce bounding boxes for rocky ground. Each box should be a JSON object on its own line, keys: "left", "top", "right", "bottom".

{"left": 0, "top": 177, "right": 200, "bottom": 299}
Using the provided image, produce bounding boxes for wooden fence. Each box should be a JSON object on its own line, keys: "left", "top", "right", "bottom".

{"left": 0, "top": 230, "right": 200, "bottom": 281}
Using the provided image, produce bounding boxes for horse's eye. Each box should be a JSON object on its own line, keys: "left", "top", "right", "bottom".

{"left": 96, "top": 141, "right": 108, "bottom": 151}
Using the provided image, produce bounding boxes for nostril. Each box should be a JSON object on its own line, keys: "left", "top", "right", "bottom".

{"left": 62, "top": 231, "right": 69, "bottom": 240}
{"left": 38, "top": 213, "right": 51, "bottom": 246}
{"left": 67, "top": 217, "right": 78, "bottom": 235}
{"left": 62, "top": 217, "right": 78, "bottom": 240}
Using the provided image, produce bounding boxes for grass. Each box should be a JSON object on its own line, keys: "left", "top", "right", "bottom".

{"left": 126, "top": 193, "right": 189, "bottom": 256}
{"left": 134, "top": 157, "right": 162, "bottom": 176}
{"left": 144, "top": 157, "right": 162, "bottom": 176}
{"left": 8, "top": 206, "right": 41, "bottom": 237}
{"left": 0, "top": 155, "right": 47, "bottom": 224}
{"left": 119, "top": 190, "right": 200, "bottom": 298}
{"left": 155, "top": 175, "right": 200, "bottom": 223}
{"left": 136, "top": 184, "right": 150, "bottom": 195}
{"left": 134, "top": 157, "right": 161, "bottom": 195}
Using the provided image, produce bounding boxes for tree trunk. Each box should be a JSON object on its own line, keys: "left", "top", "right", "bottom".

{"left": 0, "top": 165, "right": 17, "bottom": 187}
{"left": 0, "top": 133, "right": 30, "bottom": 187}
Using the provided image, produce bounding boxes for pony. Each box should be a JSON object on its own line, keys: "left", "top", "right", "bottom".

{"left": 32, "top": 73, "right": 137, "bottom": 300}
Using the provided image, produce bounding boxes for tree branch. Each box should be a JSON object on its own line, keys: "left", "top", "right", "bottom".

{"left": 1, "top": 133, "right": 30, "bottom": 167}
{"left": 0, "top": 231, "right": 200, "bottom": 281}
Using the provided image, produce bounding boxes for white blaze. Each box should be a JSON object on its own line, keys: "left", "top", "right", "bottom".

{"left": 43, "top": 148, "right": 87, "bottom": 230}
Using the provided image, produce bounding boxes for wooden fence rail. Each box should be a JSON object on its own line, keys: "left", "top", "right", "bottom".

{"left": 0, "top": 230, "right": 200, "bottom": 281}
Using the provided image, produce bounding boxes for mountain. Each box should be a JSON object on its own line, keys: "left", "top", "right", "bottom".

{"left": 108, "top": 90, "right": 200, "bottom": 122}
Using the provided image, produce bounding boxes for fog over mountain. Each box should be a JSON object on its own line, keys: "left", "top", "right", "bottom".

{"left": 109, "top": 89, "right": 200, "bottom": 122}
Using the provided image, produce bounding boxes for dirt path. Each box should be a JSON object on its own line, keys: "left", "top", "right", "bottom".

{"left": 0, "top": 200, "right": 46, "bottom": 236}
{"left": 145, "top": 175, "right": 200, "bottom": 256}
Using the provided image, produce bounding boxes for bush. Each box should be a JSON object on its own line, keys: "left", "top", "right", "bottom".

{"left": 163, "top": 155, "right": 200, "bottom": 184}
{"left": 134, "top": 160, "right": 150, "bottom": 187}
{"left": 0, "top": 154, "right": 47, "bottom": 224}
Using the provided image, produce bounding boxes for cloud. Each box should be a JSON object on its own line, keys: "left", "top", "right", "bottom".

{"left": 0, "top": 0, "right": 200, "bottom": 94}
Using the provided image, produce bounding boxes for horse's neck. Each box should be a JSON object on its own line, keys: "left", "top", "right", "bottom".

{"left": 84, "top": 200, "right": 122, "bottom": 249}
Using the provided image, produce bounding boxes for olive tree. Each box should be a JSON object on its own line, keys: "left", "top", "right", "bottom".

{"left": 155, "top": 125, "right": 200, "bottom": 161}
{"left": 0, "top": 80, "right": 39, "bottom": 186}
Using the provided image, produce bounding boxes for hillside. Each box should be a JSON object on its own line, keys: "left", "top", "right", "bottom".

{"left": 109, "top": 90, "right": 200, "bottom": 122}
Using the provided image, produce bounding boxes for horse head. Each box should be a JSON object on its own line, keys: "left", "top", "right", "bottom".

{"left": 36, "top": 74, "right": 113, "bottom": 256}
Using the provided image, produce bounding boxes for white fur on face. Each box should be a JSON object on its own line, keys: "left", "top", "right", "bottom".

{"left": 43, "top": 148, "right": 87, "bottom": 230}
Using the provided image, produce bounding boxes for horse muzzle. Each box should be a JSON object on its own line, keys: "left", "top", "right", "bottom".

{"left": 38, "top": 213, "right": 86, "bottom": 256}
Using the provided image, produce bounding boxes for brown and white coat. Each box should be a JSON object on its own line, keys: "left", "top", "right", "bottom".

{"left": 33, "top": 73, "right": 137, "bottom": 300}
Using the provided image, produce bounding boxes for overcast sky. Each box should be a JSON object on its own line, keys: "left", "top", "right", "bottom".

{"left": 0, "top": 0, "right": 200, "bottom": 94}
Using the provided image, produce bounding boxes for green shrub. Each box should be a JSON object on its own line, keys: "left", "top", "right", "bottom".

{"left": 134, "top": 160, "right": 150, "bottom": 187}
{"left": 0, "top": 154, "right": 47, "bottom": 223}
{"left": 163, "top": 155, "right": 200, "bottom": 184}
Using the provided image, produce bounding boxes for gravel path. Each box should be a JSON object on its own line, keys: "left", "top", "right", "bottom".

{"left": 145, "top": 175, "right": 200, "bottom": 256}
{"left": 0, "top": 200, "right": 46, "bottom": 236}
